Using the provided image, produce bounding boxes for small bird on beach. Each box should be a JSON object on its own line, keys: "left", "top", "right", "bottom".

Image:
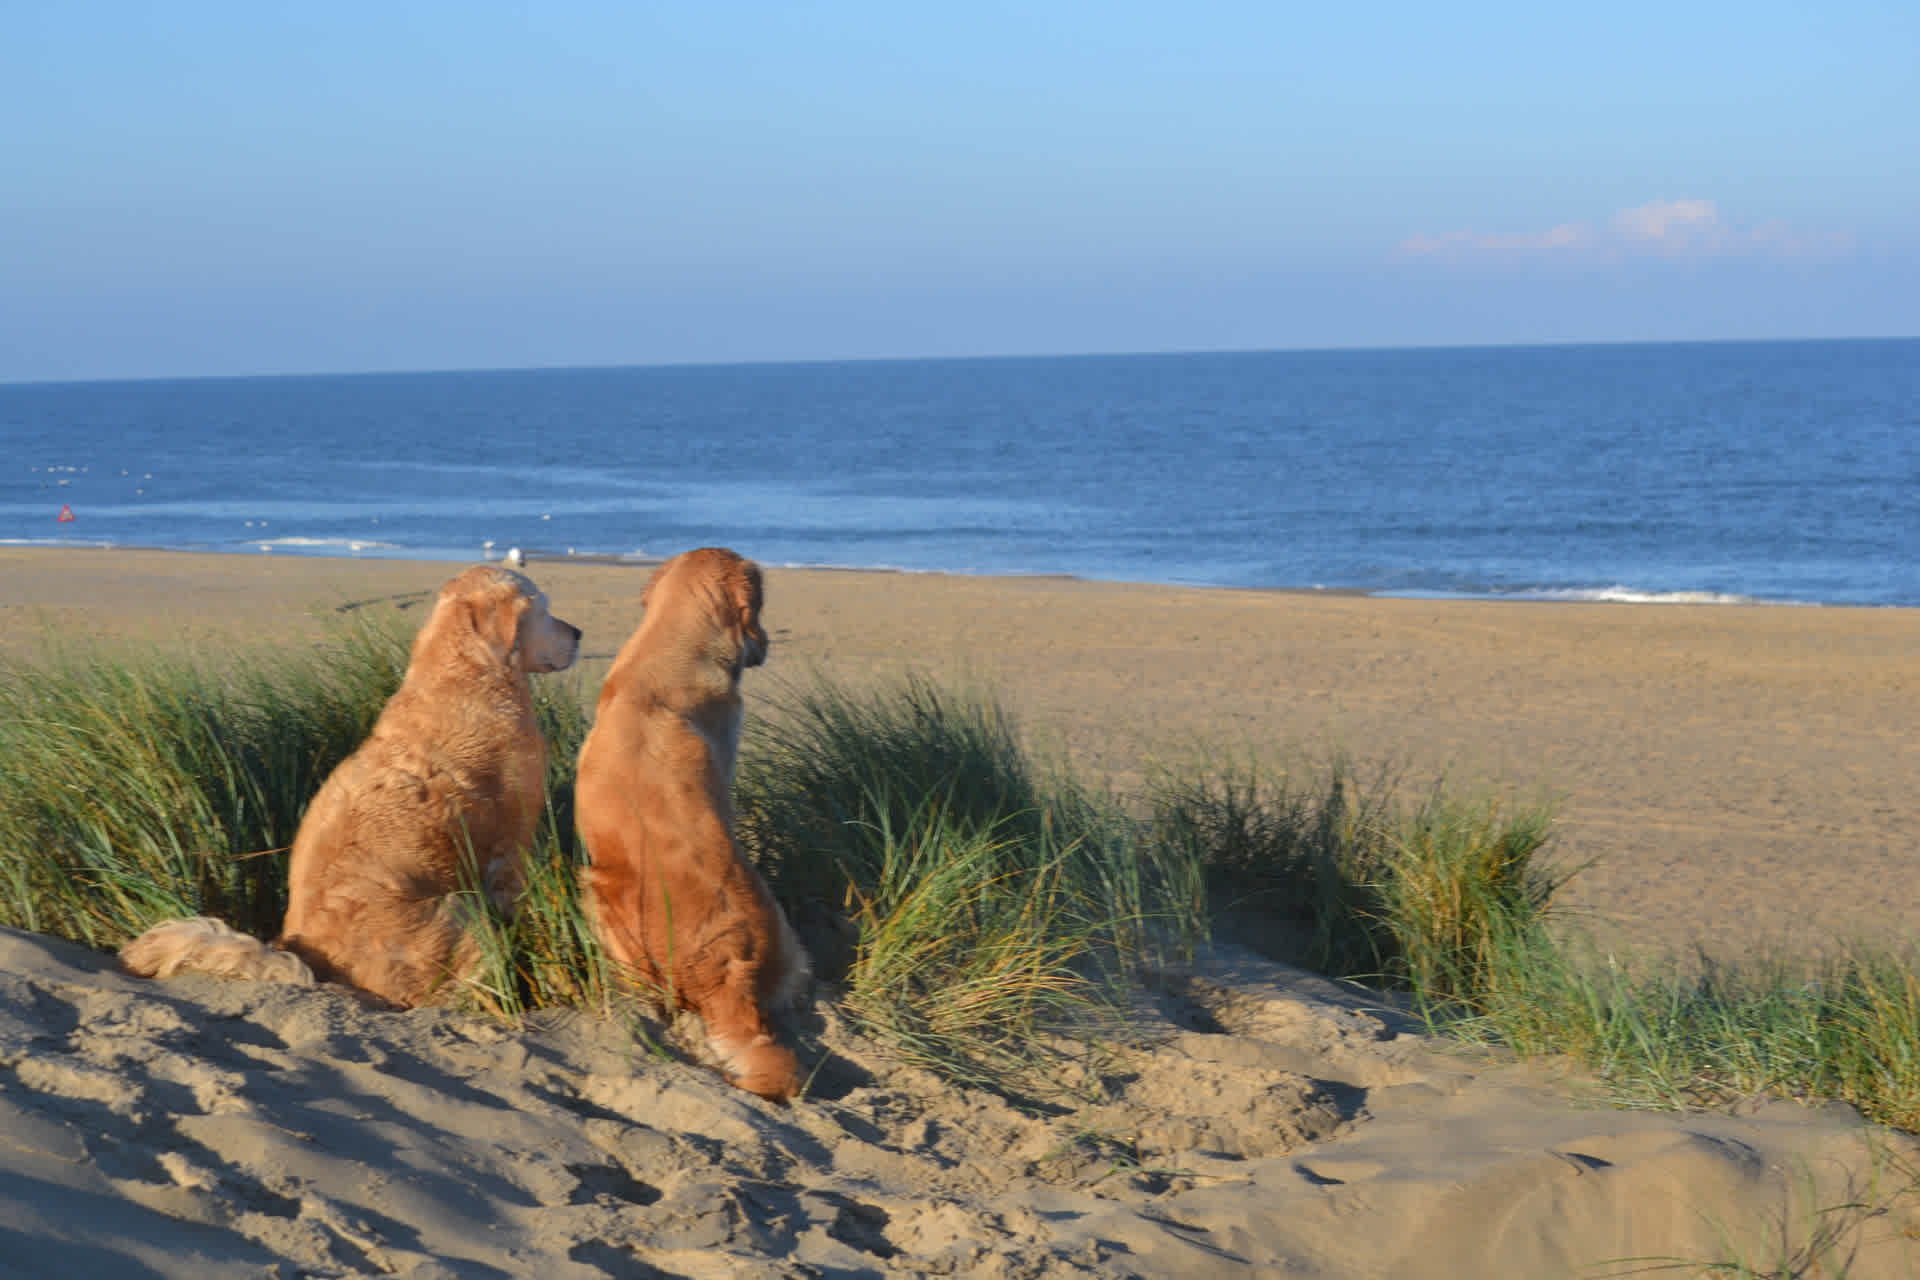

{"left": 506, "top": 547, "right": 525, "bottom": 567}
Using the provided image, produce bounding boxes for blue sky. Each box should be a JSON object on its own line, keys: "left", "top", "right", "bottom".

{"left": 5, "top": 1, "right": 1916, "bottom": 381}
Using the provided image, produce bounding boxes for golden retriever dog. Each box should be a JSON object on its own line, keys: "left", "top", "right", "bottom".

{"left": 575, "top": 547, "right": 812, "bottom": 1100}
{"left": 121, "top": 566, "right": 580, "bottom": 1007}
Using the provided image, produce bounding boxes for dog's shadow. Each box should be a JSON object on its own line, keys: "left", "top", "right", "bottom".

{"left": 781, "top": 995, "right": 872, "bottom": 1105}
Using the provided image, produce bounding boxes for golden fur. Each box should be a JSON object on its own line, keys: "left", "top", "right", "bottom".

{"left": 121, "top": 566, "right": 580, "bottom": 1007}
{"left": 575, "top": 547, "right": 812, "bottom": 1100}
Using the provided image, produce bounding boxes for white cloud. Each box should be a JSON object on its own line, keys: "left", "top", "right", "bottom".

{"left": 1399, "top": 199, "right": 1851, "bottom": 262}
{"left": 1612, "top": 197, "right": 1723, "bottom": 246}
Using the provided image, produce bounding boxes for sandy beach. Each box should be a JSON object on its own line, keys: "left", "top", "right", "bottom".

{"left": 2, "top": 546, "right": 1917, "bottom": 1277}
{"left": 5, "top": 546, "right": 1915, "bottom": 958}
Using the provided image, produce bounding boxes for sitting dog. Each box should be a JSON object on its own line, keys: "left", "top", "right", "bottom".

{"left": 121, "top": 566, "right": 580, "bottom": 1007}
{"left": 575, "top": 547, "right": 812, "bottom": 1100}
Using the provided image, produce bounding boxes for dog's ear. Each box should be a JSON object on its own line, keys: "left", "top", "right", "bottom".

{"left": 731, "top": 559, "right": 768, "bottom": 670}
{"left": 459, "top": 577, "right": 531, "bottom": 667}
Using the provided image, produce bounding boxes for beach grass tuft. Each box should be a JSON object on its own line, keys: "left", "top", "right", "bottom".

{"left": 1142, "top": 753, "right": 1397, "bottom": 977}
{"left": 0, "top": 620, "right": 407, "bottom": 946}
{"left": 1140, "top": 755, "right": 1566, "bottom": 1001}
{"left": 735, "top": 674, "right": 1179, "bottom": 1097}
{"left": 833, "top": 798, "right": 1116, "bottom": 1098}
{"left": 1450, "top": 935, "right": 1920, "bottom": 1135}
{"left": 1374, "top": 785, "right": 1565, "bottom": 1006}
{"left": 735, "top": 672, "right": 1058, "bottom": 907}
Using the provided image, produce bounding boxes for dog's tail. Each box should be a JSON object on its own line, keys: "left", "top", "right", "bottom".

{"left": 706, "top": 887, "right": 814, "bottom": 1100}
{"left": 119, "top": 917, "right": 316, "bottom": 987}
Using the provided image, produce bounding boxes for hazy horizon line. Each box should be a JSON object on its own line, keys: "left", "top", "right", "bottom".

{"left": 6, "top": 331, "right": 1917, "bottom": 390}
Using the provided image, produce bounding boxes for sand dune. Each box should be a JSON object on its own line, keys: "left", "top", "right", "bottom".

{"left": 5, "top": 925, "right": 1914, "bottom": 1278}
{"left": 3, "top": 547, "right": 1918, "bottom": 1275}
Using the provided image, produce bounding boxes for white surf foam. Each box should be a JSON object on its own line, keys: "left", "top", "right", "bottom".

{"left": 1512, "top": 585, "right": 1780, "bottom": 606}
{"left": 249, "top": 537, "right": 398, "bottom": 554}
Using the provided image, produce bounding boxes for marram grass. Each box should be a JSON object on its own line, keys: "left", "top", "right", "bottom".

{"left": 1142, "top": 752, "right": 1400, "bottom": 977}
{"left": 734, "top": 670, "right": 1200, "bottom": 982}
{"left": 1373, "top": 785, "right": 1565, "bottom": 1006}
{"left": 5, "top": 633, "right": 1920, "bottom": 1142}
{"left": 733, "top": 673, "right": 1186, "bottom": 1099}
{"left": 1451, "top": 935, "right": 1920, "bottom": 1135}
{"left": 0, "top": 620, "right": 408, "bottom": 945}
{"left": 836, "top": 798, "right": 1118, "bottom": 1099}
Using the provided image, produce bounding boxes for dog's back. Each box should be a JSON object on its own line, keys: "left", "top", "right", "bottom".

{"left": 120, "top": 566, "right": 578, "bottom": 1007}
{"left": 576, "top": 548, "right": 811, "bottom": 1099}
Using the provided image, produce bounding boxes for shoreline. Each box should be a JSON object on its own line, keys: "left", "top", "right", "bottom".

{"left": 4, "top": 544, "right": 1917, "bottom": 961}
{"left": 0, "top": 538, "right": 1882, "bottom": 609}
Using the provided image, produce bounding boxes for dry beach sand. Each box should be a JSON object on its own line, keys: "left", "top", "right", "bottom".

{"left": 1, "top": 547, "right": 1917, "bottom": 1276}
{"left": 6, "top": 547, "right": 1915, "bottom": 957}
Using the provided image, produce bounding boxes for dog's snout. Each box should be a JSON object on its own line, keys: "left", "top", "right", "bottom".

{"left": 525, "top": 613, "right": 583, "bottom": 674}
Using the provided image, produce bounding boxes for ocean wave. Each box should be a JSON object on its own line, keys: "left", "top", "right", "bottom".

{"left": 0, "top": 537, "right": 116, "bottom": 550}
{"left": 1506, "top": 585, "right": 1786, "bottom": 606}
{"left": 249, "top": 537, "right": 399, "bottom": 554}
{"left": 770, "top": 559, "right": 940, "bottom": 576}
{"left": 1379, "top": 581, "right": 1802, "bottom": 605}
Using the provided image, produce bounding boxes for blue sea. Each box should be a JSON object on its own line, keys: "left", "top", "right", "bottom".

{"left": 3, "top": 340, "right": 1917, "bottom": 606}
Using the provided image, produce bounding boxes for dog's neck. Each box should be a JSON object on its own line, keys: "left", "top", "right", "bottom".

{"left": 399, "top": 648, "right": 532, "bottom": 724}
{"left": 690, "top": 693, "right": 745, "bottom": 784}
{"left": 601, "top": 608, "right": 754, "bottom": 782}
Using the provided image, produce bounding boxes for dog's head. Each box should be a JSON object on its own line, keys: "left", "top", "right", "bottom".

{"left": 642, "top": 547, "right": 768, "bottom": 674}
{"left": 431, "top": 566, "right": 581, "bottom": 675}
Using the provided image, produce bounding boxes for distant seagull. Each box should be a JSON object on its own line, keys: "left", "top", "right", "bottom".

{"left": 505, "top": 547, "right": 525, "bottom": 568}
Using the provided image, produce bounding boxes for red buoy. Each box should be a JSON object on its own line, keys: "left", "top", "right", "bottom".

{"left": 56, "top": 504, "right": 75, "bottom": 523}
